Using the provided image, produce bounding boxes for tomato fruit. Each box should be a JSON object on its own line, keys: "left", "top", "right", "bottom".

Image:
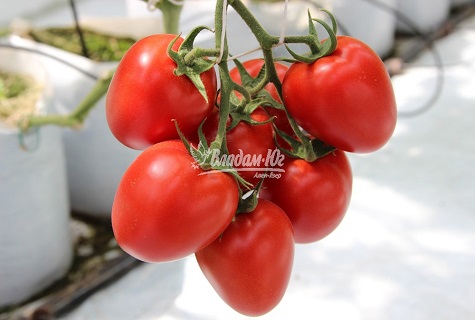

{"left": 106, "top": 34, "right": 217, "bottom": 150}
{"left": 196, "top": 199, "right": 294, "bottom": 317}
{"left": 112, "top": 140, "right": 239, "bottom": 263}
{"left": 282, "top": 36, "right": 397, "bottom": 153}
{"left": 260, "top": 150, "right": 352, "bottom": 243}
{"left": 200, "top": 106, "right": 275, "bottom": 187}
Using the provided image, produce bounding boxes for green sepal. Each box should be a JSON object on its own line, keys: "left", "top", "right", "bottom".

{"left": 167, "top": 27, "right": 217, "bottom": 103}
{"left": 256, "top": 89, "right": 285, "bottom": 111}
{"left": 272, "top": 123, "right": 335, "bottom": 162}
{"left": 173, "top": 119, "right": 253, "bottom": 190}
{"left": 180, "top": 26, "right": 214, "bottom": 52}
{"left": 272, "top": 124, "right": 305, "bottom": 158}
{"left": 311, "top": 138, "right": 337, "bottom": 159}
{"left": 284, "top": 10, "right": 338, "bottom": 64}
{"left": 236, "top": 178, "right": 264, "bottom": 214}
{"left": 232, "top": 58, "right": 268, "bottom": 97}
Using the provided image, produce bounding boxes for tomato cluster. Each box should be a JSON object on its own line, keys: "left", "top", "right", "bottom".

{"left": 106, "top": 34, "right": 396, "bottom": 316}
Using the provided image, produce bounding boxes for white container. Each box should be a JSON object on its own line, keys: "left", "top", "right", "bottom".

{"left": 242, "top": 0, "right": 397, "bottom": 58}
{"left": 396, "top": 0, "right": 451, "bottom": 34}
{"left": 322, "top": 0, "right": 398, "bottom": 58}
{"left": 0, "top": 45, "right": 72, "bottom": 307}
{"left": 7, "top": 17, "right": 162, "bottom": 219}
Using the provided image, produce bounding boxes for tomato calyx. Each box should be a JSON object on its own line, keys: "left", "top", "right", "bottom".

{"left": 167, "top": 27, "right": 218, "bottom": 103}
{"left": 173, "top": 120, "right": 254, "bottom": 191}
{"left": 284, "top": 10, "right": 338, "bottom": 64}
{"left": 236, "top": 179, "right": 264, "bottom": 214}
{"left": 273, "top": 122, "right": 335, "bottom": 162}
{"left": 232, "top": 59, "right": 270, "bottom": 97}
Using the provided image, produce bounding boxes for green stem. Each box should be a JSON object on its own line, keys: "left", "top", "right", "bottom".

{"left": 210, "top": 0, "right": 232, "bottom": 153}
{"left": 229, "top": 0, "right": 275, "bottom": 49}
{"left": 229, "top": 0, "right": 323, "bottom": 161}
{"left": 26, "top": 71, "right": 113, "bottom": 129}
{"left": 184, "top": 47, "right": 220, "bottom": 65}
{"left": 229, "top": 1, "right": 308, "bottom": 143}
{"left": 158, "top": 0, "right": 183, "bottom": 34}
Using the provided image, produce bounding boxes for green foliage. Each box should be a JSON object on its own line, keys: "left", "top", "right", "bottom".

{"left": 28, "top": 27, "right": 136, "bottom": 62}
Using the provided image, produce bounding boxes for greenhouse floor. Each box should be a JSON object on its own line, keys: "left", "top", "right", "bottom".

{"left": 56, "top": 10, "right": 475, "bottom": 320}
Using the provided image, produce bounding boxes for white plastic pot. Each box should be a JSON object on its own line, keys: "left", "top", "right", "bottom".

{"left": 320, "top": 0, "right": 398, "bottom": 58}
{"left": 8, "top": 17, "right": 161, "bottom": 219}
{"left": 0, "top": 45, "right": 72, "bottom": 307}
{"left": 396, "top": 0, "right": 451, "bottom": 34}
{"left": 236, "top": 0, "right": 397, "bottom": 58}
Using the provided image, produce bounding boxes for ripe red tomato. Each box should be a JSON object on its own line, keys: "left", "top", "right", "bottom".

{"left": 260, "top": 150, "right": 352, "bottom": 243}
{"left": 111, "top": 140, "right": 239, "bottom": 263}
{"left": 282, "top": 36, "right": 397, "bottom": 153}
{"left": 201, "top": 106, "right": 275, "bottom": 187}
{"left": 106, "top": 34, "right": 217, "bottom": 150}
{"left": 196, "top": 199, "right": 294, "bottom": 317}
{"left": 229, "top": 59, "right": 292, "bottom": 134}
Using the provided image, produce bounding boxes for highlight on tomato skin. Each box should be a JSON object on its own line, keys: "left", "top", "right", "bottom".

{"left": 195, "top": 199, "right": 295, "bottom": 317}
{"left": 282, "top": 36, "right": 397, "bottom": 153}
{"left": 106, "top": 34, "right": 217, "bottom": 151}
{"left": 111, "top": 140, "right": 239, "bottom": 263}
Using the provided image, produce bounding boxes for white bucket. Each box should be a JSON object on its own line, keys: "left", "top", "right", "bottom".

{"left": 0, "top": 45, "right": 72, "bottom": 307}
{"left": 396, "top": 0, "right": 451, "bottom": 34}
{"left": 7, "top": 20, "right": 148, "bottom": 219}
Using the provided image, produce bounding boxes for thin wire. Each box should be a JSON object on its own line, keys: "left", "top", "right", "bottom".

{"left": 277, "top": 0, "right": 289, "bottom": 46}
{"left": 69, "top": 0, "right": 89, "bottom": 58}
{"left": 228, "top": 46, "right": 262, "bottom": 61}
{"left": 216, "top": 0, "right": 228, "bottom": 64}
{"left": 358, "top": 0, "right": 445, "bottom": 118}
{"left": 0, "top": 43, "right": 99, "bottom": 80}
{"left": 226, "top": 0, "right": 289, "bottom": 61}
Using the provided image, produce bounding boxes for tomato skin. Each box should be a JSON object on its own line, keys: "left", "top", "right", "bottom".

{"left": 196, "top": 199, "right": 294, "bottom": 317}
{"left": 201, "top": 106, "right": 275, "bottom": 187}
{"left": 282, "top": 36, "right": 397, "bottom": 153}
{"left": 260, "top": 150, "right": 352, "bottom": 243}
{"left": 106, "top": 34, "right": 217, "bottom": 150}
{"left": 111, "top": 140, "right": 239, "bottom": 263}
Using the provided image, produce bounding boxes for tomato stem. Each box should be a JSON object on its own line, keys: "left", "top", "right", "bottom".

{"left": 21, "top": 71, "right": 113, "bottom": 131}
{"left": 210, "top": 0, "right": 231, "bottom": 154}
{"left": 154, "top": 0, "right": 183, "bottom": 35}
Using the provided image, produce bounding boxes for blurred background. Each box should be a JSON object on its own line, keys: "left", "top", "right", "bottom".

{"left": 1, "top": 0, "right": 475, "bottom": 319}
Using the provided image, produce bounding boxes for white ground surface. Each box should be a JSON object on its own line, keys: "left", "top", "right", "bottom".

{"left": 2, "top": 1, "right": 475, "bottom": 319}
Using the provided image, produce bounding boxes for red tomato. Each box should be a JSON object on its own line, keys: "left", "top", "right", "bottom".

{"left": 196, "top": 199, "right": 294, "bottom": 317}
{"left": 111, "top": 140, "right": 239, "bottom": 262}
{"left": 282, "top": 36, "right": 397, "bottom": 153}
{"left": 260, "top": 150, "right": 352, "bottom": 243}
{"left": 106, "top": 34, "right": 217, "bottom": 150}
{"left": 201, "top": 106, "right": 275, "bottom": 187}
{"left": 230, "top": 59, "right": 292, "bottom": 134}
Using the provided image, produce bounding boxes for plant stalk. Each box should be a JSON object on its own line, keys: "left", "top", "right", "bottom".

{"left": 159, "top": 0, "right": 183, "bottom": 34}
{"left": 26, "top": 71, "right": 113, "bottom": 129}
